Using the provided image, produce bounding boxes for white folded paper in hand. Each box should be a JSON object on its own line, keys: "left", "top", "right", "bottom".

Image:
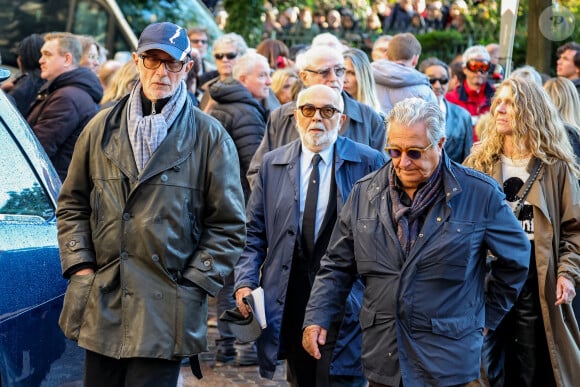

{"left": 250, "top": 287, "right": 267, "bottom": 329}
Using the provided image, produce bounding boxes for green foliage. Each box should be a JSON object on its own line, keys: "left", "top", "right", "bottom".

{"left": 417, "top": 30, "right": 467, "bottom": 64}
{"left": 118, "top": 0, "right": 222, "bottom": 41}
{"left": 223, "top": 0, "right": 265, "bottom": 47}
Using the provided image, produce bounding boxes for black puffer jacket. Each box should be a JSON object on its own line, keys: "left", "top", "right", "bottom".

{"left": 209, "top": 78, "right": 270, "bottom": 201}
{"left": 27, "top": 67, "right": 103, "bottom": 181}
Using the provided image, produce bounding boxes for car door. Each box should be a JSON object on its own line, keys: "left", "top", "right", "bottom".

{"left": 0, "top": 90, "right": 83, "bottom": 386}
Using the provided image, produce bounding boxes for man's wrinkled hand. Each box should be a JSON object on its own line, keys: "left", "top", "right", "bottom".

{"left": 302, "top": 325, "right": 327, "bottom": 360}
{"left": 555, "top": 276, "right": 576, "bottom": 306}
{"left": 234, "top": 287, "right": 253, "bottom": 318}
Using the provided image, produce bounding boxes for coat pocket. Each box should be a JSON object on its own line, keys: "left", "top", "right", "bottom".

{"left": 359, "top": 306, "right": 399, "bottom": 380}
{"left": 173, "top": 283, "right": 208, "bottom": 356}
{"left": 59, "top": 273, "right": 96, "bottom": 340}
{"left": 431, "top": 315, "right": 480, "bottom": 340}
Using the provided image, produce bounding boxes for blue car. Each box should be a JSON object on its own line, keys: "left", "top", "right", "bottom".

{"left": 0, "top": 84, "right": 84, "bottom": 385}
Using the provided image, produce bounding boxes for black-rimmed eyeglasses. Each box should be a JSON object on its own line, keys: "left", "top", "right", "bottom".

{"left": 140, "top": 55, "right": 185, "bottom": 72}
{"left": 385, "top": 143, "right": 433, "bottom": 160}
{"left": 303, "top": 66, "right": 346, "bottom": 78}
{"left": 298, "top": 104, "right": 342, "bottom": 119}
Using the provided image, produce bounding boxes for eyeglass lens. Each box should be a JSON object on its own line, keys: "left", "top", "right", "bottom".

{"left": 386, "top": 144, "right": 432, "bottom": 160}
{"left": 299, "top": 104, "right": 339, "bottom": 119}
{"left": 214, "top": 52, "right": 237, "bottom": 60}
{"left": 307, "top": 66, "right": 346, "bottom": 78}
{"left": 466, "top": 60, "right": 490, "bottom": 73}
{"left": 141, "top": 56, "right": 184, "bottom": 72}
{"left": 191, "top": 39, "right": 208, "bottom": 44}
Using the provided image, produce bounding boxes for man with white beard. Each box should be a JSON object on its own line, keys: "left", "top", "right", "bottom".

{"left": 234, "top": 85, "right": 385, "bottom": 386}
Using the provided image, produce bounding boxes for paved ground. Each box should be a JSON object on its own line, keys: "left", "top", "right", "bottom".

{"left": 178, "top": 300, "right": 289, "bottom": 387}
{"left": 46, "top": 298, "right": 289, "bottom": 386}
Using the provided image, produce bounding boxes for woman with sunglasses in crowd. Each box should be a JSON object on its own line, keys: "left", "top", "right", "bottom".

{"left": 419, "top": 57, "right": 472, "bottom": 163}
{"left": 464, "top": 77, "right": 580, "bottom": 387}
{"left": 446, "top": 45, "right": 496, "bottom": 141}
{"left": 199, "top": 33, "right": 248, "bottom": 112}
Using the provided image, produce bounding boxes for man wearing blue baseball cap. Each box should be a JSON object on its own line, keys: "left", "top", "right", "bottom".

{"left": 56, "top": 21, "right": 246, "bottom": 386}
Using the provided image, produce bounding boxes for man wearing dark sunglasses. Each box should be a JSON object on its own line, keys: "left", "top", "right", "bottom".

{"left": 187, "top": 27, "right": 216, "bottom": 77}
{"left": 236, "top": 85, "right": 385, "bottom": 386}
{"left": 303, "top": 97, "right": 530, "bottom": 387}
{"left": 247, "top": 44, "right": 386, "bottom": 188}
{"left": 419, "top": 57, "right": 472, "bottom": 163}
{"left": 446, "top": 45, "right": 495, "bottom": 140}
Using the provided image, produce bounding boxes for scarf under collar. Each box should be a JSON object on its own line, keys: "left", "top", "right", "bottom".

{"left": 127, "top": 81, "right": 187, "bottom": 172}
{"left": 389, "top": 161, "right": 443, "bottom": 256}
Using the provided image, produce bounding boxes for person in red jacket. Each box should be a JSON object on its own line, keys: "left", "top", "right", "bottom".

{"left": 445, "top": 45, "right": 495, "bottom": 141}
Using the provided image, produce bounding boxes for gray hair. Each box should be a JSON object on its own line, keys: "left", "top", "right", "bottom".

{"left": 463, "top": 45, "right": 490, "bottom": 65}
{"left": 295, "top": 45, "right": 343, "bottom": 71}
{"left": 510, "top": 65, "right": 543, "bottom": 86}
{"left": 212, "top": 33, "right": 248, "bottom": 55}
{"left": 372, "top": 35, "right": 393, "bottom": 50}
{"left": 311, "top": 32, "right": 343, "bottom": 50}
{"left": 232, "top": 52, "right": 270, "bottom": 79}
{"left": 418, "top": 57, "right": 449, "bottom": 77}
{"left": 386, "top": 98, "right": 445, "bottom": 144}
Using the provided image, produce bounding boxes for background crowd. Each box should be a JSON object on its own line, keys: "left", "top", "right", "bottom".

{"left": 1, "top": 1, "right": 579, "bottom": 385}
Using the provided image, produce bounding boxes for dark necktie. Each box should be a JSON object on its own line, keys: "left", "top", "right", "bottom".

{"left": 302, "top": 154, "right": 321, "bottom": 257}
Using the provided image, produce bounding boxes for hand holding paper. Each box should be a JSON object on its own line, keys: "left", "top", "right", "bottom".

{"left": 248, "top": 287, "right": 267, "bottom": 329}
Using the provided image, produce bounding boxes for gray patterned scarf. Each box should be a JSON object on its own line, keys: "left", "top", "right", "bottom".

{"left": 127, "top": 81, "right": 187, "bottom": 172}
{"left": 389, "top": 162, "right": 443, "bottom": 256}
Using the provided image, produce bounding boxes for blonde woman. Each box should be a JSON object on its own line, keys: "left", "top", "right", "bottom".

{"left": 464, "top": 77, "right": 580, "bottom": 387}
{"left": 100, "top": 60, "right": 138, "bottom": 108}
{"left": 271, "top": 68, "right": 298, "bottom": 104}
{"left": 544, "top": 76, "right": 580, "bottom": 157}
{"left": 342, "top": 48, "right": 381, "bottom": 112}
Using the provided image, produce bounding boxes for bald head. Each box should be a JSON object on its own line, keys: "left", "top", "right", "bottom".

{"left": 297, "top": 84, "right": 344, "bottom": 111}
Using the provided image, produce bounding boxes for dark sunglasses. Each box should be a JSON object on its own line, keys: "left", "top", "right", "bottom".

{"left": 190, "top": 39, "right": 208, "bottom": 45}
{"left": 465, "top": 60, "right": 490, "bottom": 73}
{"left": 428, "top": 77, "right": 449, "bottom": 85}
{"left": 303, "top": 66, "right": 346, "bottom": 78}
{"left": 385, "top": 143, "right": 433, "bottom": 160}
{"left": 298, "top": 104, "right": 342, "bottom": 119}
{"left": 214, "top": 52, "right": 237, "bottom": 60}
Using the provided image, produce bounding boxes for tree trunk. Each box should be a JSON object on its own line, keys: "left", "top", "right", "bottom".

{"left": 526, "top": 0, "right": 552, "bottom": 74}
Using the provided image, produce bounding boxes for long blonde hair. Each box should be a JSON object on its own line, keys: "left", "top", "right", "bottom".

{"left": 544, "top": 77, "right": 580, "bottom": 137}
{"left": 343, "top": 48, "right": 381, "bottom": 112}
{"left": 465, "top": 77, "right": 580, "bottom": 177}
{"left": 100, "top": 61, "right": 138, "bottom": 105}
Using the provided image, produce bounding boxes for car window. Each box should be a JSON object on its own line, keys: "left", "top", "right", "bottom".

{"left": 0, "top": 126, "right": 54, "bottom": 222}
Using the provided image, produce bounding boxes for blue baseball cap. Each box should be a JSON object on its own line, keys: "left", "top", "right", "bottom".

{"left": 137, "top": 22, "right": 191, "bottom": 61}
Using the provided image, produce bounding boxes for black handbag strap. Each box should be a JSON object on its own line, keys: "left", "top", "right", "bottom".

{"left": 513, "top": 158, "right": 543, "bottom": 219}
